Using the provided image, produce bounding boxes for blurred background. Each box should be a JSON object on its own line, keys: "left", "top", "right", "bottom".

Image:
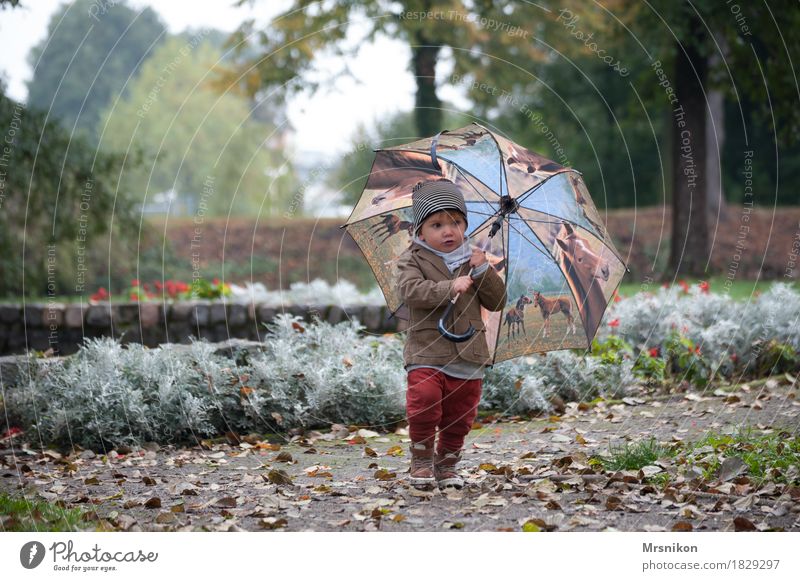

{"left": 1, "top": 0, "right": 798, "bottom": 303}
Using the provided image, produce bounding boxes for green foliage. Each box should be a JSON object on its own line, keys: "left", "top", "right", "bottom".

{"left": 0, "top": 492, "right": 91, "bottom": 532}
{"left": 632, "top": 350, "right": 667, "bottom": 383}
{"left": 663, "top": 329, "right": 715, "bottom": 388}
{"left": 681, "top": 428, "right": 800, "bottom": 486}
{"left": 100, "top": 36, "right": 296, "bottom": 217}
{"left": 0, "top": 89, "right": 141, "bottom": 298}
{"left": 591, "top": 335, "right": 633, "bottom": 366}
{"left": 187, "top": 278, "right": 231, "bottom": 300}
{"left": 752, "top": 340, "right": 798, "bottom": 377}
{"left": 597, "top": 437, "right": 674, "bottom": 471}
{"left": 26, "top": 0, "right": 167, "bottom": 140}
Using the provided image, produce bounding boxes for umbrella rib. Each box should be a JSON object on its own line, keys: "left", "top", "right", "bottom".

{"left": 481, "top": 128, "right": 508, "bottom": 198}
{"left": 507, "top": 219, "right": 558, "bottom": 264}
{"left": 451, "top": 164, "right": 498, "bottom": 207}
{"left": 513, "top": 169, "right": 574, "bottom": 206}
{"left": 517, "top": 206, "right": 628, "bottom": 269}
{"left": 490, "top": 219, "right": 507, "bottom": 365}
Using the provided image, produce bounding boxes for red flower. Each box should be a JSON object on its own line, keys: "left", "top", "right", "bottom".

{"left": 613, "top": 290, "right": 622, "bottom": 303}
{"left": 608, "top": 318, "right": 620, "bottom": 328}
{"left": 730, "top": 353, "right": 738, "bottom": 362}
{"left": 129, "top": 292, "right": 139, "bottom": 301}
{"left": 1, "top": 426, "right": 22, "bottom": 439}
{"left": 648, "top": 347, "right": 659, "bottom": 358}
{"left": 90, "top": 287, "right": 109, "bottom": 301}
{"left": 699, "top": 280, "right": 710, "bottom": 294}
{"left": 213, "top": 277, "right": 220, "bottom": 285}
{"left": 678, "top": 280, "right": 689, "bottom": 294}
{"left": 694, "top": 346, "right": 701, "bottom": 355}
{"left": 131, "top": 279, "right": 140, "bottom": 287}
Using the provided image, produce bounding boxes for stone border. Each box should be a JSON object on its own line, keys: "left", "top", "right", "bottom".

{"left": 0, "top": 301, "right": 402, "bottom": 356}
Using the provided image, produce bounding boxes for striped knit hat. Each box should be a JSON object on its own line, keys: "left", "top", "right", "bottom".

{"left": 411, "top": 180, "right": 468, "bottom": 234}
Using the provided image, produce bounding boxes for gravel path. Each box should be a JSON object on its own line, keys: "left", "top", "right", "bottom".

{"left": 2, "top": 378, "right": 798, "bottom": 532}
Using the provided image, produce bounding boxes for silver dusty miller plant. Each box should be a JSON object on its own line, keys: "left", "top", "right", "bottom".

{"left": 7, "top": 283, "right": 797, "bottom": 449}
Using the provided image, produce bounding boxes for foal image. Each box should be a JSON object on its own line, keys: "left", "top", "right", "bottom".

{"left": 532, "top": 291, "right": 577, "bottom": 338}
{"left": 504, "top": 295, "right": 532, "bottom": 340}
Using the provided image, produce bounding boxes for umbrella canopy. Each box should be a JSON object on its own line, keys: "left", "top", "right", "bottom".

{"left": 342, "top": 123, "right": 628, "bottom": 364}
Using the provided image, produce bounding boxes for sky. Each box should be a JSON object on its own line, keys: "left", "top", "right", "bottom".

{"left": 0, "top": 0, "right": 420, "bottom": 159}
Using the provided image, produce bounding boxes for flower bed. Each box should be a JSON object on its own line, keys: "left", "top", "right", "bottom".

{"left": 3, "top": 283, "right": 798, "bottom": 450}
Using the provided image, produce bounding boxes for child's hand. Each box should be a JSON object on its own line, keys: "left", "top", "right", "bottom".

{"left": 469, "top": 247, "right": 487, "bottom": 268}
{"left": 451, "top": 276, "right": 473, "bottom": 296}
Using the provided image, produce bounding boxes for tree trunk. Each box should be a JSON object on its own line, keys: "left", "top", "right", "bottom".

{"left": 706, "top": 87, "right": 726, "bottom": 221}
{"left": 668, "top": 15, "right": 708, "bottom": 278}
{"left": 411, "top": 34, "right": 442, "bottom": 138}
{"left": 706, "top": 31, "right": 728, "bottom": 223}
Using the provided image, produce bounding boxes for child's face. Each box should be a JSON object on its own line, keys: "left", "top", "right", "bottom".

{"left": 418, "top": 210, "right": 467, "bottom": 252}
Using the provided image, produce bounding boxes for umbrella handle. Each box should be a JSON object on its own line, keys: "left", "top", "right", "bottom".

{"left": 437, "top": 295, "right": 476, "bottom": 343}
{"left": 438, "top": 266, "right": 477, "bottom": 343}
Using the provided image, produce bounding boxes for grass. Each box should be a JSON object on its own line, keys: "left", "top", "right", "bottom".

{"left": 617, "top": 276, "right": 799, "bottom": 302}
{"left": 681, "top": 428, "right": 800, "bottom": 486}
{"left": 595, "top": 437, "right": 675, "bottom": 471}
{"left": 0, "top": 492, "right": 93, "bottom": 532}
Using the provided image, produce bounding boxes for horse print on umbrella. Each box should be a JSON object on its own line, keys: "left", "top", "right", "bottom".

{"left": 555, "top": 221, "right": 610, "bottom": 338}
{"left": 366, "top": 151, "right": 442, "bottom": 208}
{"left": 369, "top": 213, "right": 414, "bottom": 243}
{"left": 532, "top": 291, "right": 577, "bottom": 338}
{"left": 503, "top": 295, "right": 532, "bottom": 341}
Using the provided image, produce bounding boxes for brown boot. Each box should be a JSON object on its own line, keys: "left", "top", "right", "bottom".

{"left": 434, "top": 449, "right": 464, "bottom": 489}
{"left": 408, "top": 441, "right": 435, "bottom": 488}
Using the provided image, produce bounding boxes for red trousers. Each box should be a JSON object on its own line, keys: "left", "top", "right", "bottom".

{"left": 406, "top": 367, "right": 482, "bottom": 453}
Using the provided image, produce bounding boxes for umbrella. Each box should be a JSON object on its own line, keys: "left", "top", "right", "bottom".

{"left": 341, "top": 122, "right": 629, "bottom": 364}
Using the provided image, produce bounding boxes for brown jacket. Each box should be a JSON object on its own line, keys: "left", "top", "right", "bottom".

{"left": 396, "top": 243, "right": 507, "bottom": 367}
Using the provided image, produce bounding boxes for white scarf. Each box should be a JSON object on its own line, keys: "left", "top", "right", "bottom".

{"left": 413, "top": 236, "right": 471, "bottom": 274}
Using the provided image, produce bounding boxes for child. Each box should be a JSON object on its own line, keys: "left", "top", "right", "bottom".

{"left": 396, "top": 179, "right": 507, "bottom": 489}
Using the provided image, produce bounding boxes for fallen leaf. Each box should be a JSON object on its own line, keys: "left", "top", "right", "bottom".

{"left": 718, "top": 457, "right": 748, "bottom": 481}
{"left": 522, "top": 520, "right": 541, "bottom": 532}
{"left": 215, "top": 497, "right": 237, "bottom": 508}
{"left": 267, "top": 469, "right": 293, "bottom": 486}
{"left": 733, "top": 517, "right": 757, "bottom": 531}
{"left": 155, "top": 512, "right": 176, "bottom": 524}
{"left": 672, "top": 521, "right": 693, "bottom": 532}
{"left": 144, "top": 497, "right": 161, "bottom": 509}
{"left": 374, "top": 469, "right": 396, "bottom": 481}
{"left": 260, "top": 517, "right": 288, "bottom": 529}
{"left": 386, "top": 445, "right": 404, "bottom": 457}
{"left": 274, "top": 451, "right": 293, "bottom": 463}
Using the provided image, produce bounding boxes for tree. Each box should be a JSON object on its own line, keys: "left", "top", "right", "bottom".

{"left": 26, "top": 0, "right": 167, "bottom": 140}
{"left": 0, "top": 84, "right": 140, "bottom": 298}
{"left": 617, "top": 1, "right": 800, "bottom": 276}
{"left": 224, "top": 0, "right": 548, "bottom": 138}
{"left": 100, "top": 36, "right": 296, "bottom": 217}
